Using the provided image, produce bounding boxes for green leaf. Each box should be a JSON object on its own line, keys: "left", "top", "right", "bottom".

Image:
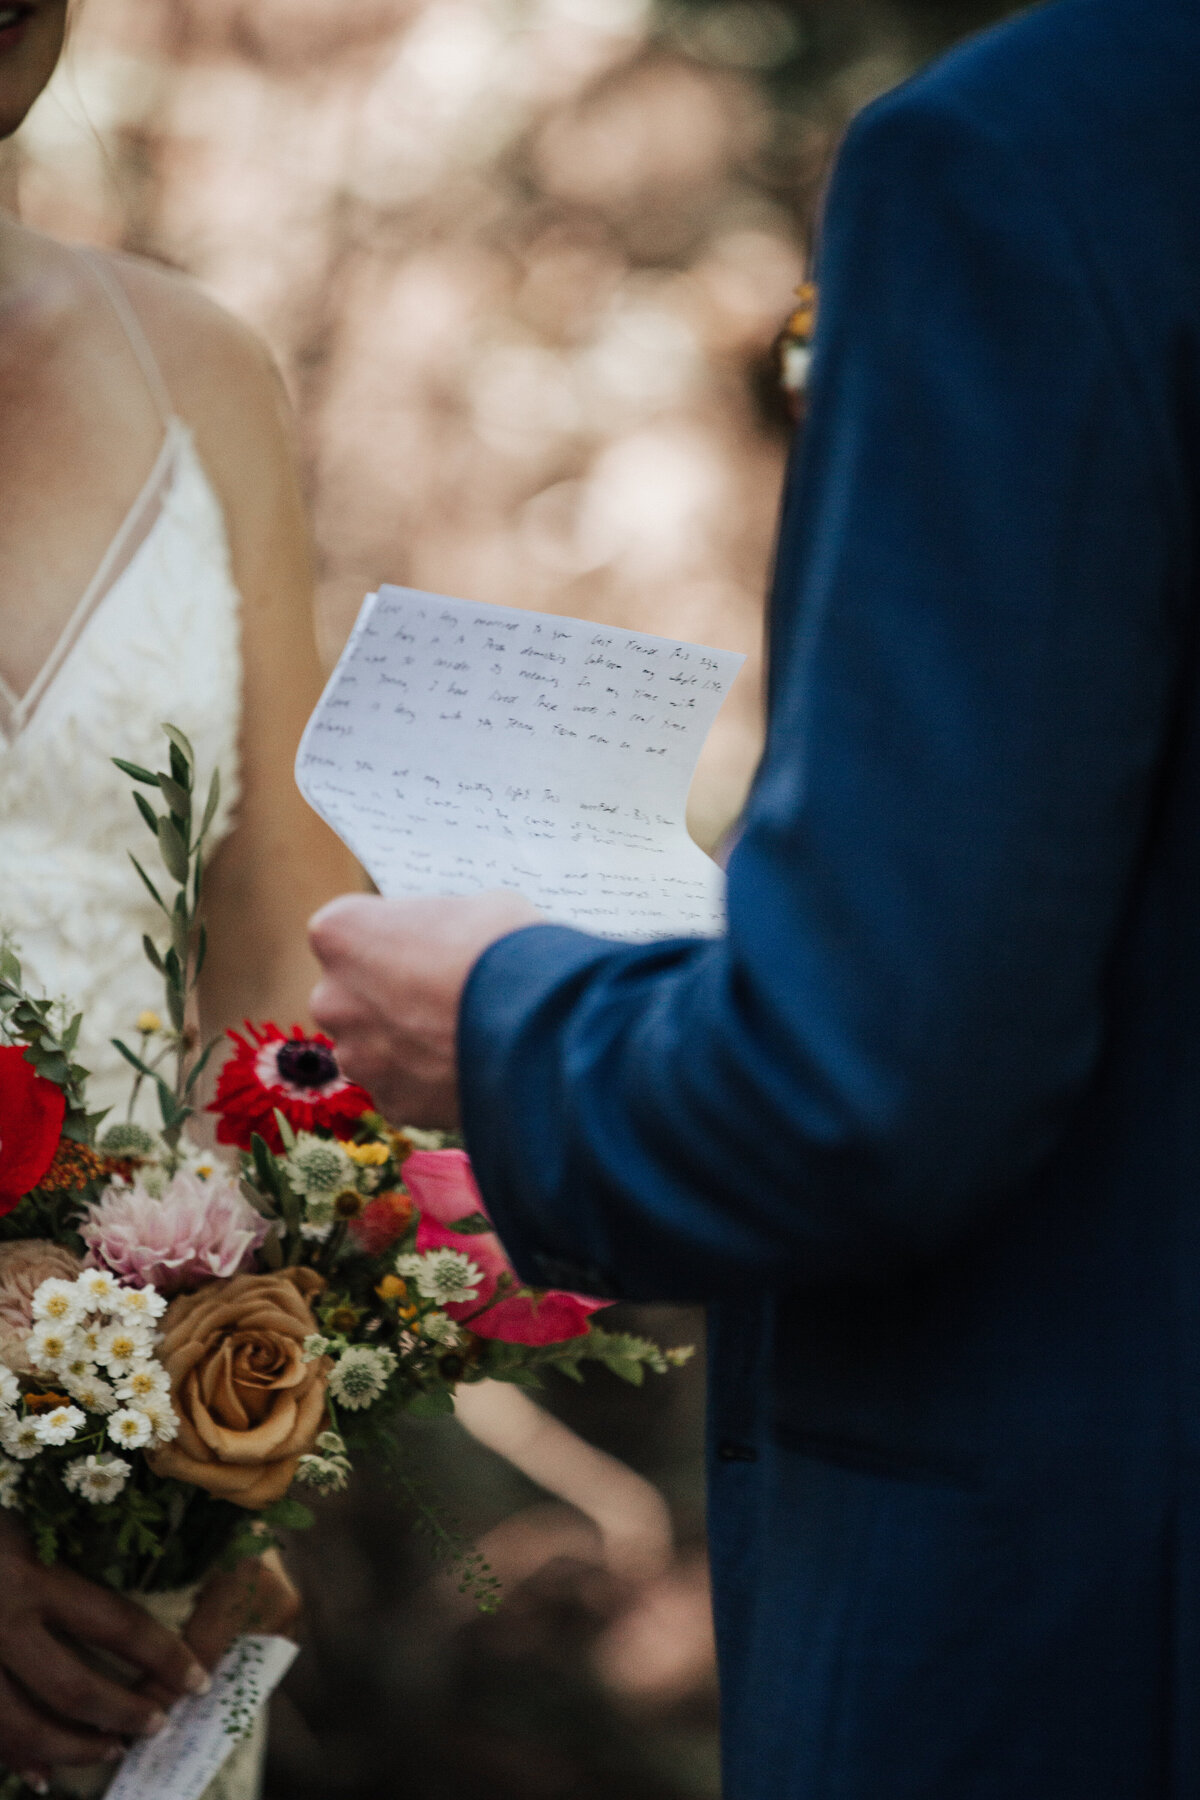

{"left": 142, "top": 935, "right": 166, "bottom": 976}
{"left": 157, "top": 816, "right": 189, "bottom": 885}
{"left": 134, "top": 791, "right": 160, "bottom": 838}
{"left": 112, "top": 756, "right": 161, "bottom": 787}
{"left": 162, "top": 723, "right": 196, "bottom": 773}
{"left": 405, "top": 1389, "right": 456, "bottom": 1419}
{"left": 446, "top": 1212, "right": 494, "bottom": 1235}
{"left": 158, "top": 774, "right": 191, "bottom": 822}
{"left": 61, "top": 1012, "right": 83, "bottom": 1056}
{"left": 251, "top": 1133, "right": 284, "bottom": 1200}
{"left": 261, "top": 1498, "right": 315, "bottom": 1532}
{"left": 485, "top": 1365, "right": 544, "bottom": 1389}
{"left": 199, "top": 768, "right": 221, "bottom": 844}
{"left": 194, "top": 922, "right": 208, "bottom": 982}
{"left": 111, "top": 1038, "right": 159, "bottom": 1082}
{"left": 183, "top": 1031, "right": 222, "bottom": 1096}
{"left": 272, "top": 1109, "right": 297, "bottom": 1152}
{"left": 129, "top": 854, "right": 167, "bottom": 913}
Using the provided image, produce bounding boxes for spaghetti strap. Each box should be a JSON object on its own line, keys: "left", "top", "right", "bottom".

{"left": 77, "top": 247, "right": 175, "bottom": 428}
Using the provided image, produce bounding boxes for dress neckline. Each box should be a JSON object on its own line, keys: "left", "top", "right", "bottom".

{"left": 0, "top": 419, "right": 186, "bottom": 747}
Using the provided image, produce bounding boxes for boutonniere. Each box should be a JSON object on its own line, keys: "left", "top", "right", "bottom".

{"left": 776, "top": 280, "right": 818, "bottom": 423}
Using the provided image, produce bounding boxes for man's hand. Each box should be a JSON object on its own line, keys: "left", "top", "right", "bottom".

{"left": 182, "top": 1550, "right": 301, "bottom": 1671}
{"left": 309, "top": 892, "right": 543, "bottom": 1126}
{"left": 0, "top": 1516, "right": 210, "bottom": 1787}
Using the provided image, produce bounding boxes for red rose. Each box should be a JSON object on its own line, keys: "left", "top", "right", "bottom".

{"left": 404, "top": 1150, "right": 611, "bottom": 1346}
{"left": 0, "top": 1046, "right": 67, "bottom": 1216}
{"left": 208, "top": 1022, "right": 374, "bottom": 1153}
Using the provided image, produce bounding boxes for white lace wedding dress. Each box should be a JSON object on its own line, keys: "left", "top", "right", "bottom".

{"left": 0, "top": 252, "right": 261, "bottom": 1800}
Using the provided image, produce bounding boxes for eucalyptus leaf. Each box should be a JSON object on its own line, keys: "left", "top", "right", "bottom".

{"left": 158, "top": 774, "right": 191, "bottom": 822}
{"left": 128, "top": 854, "right": 167, "bottom": 913}
{"left": 134, "top": 791, "right": 160, "bottom": 838}
{"left": 157, "top": 815, "right": 189, "bottom": 885}
{"left": 199, "top": 768, "right": 221, "bottom": 844}
{"left": 183, "top": 1031, "right": 221, "bottom": 1096}
{"left": 162, "top": 723, "right": 196, "bottom": 771}
{"left": 111, "top": 756, "right": 160, "bottom": 787}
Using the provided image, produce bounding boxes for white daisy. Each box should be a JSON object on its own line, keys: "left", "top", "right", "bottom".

{"left": 0, "top": 1415, "right": 41, "bottom": 1461}
{"left": 64, "top": 1371, "right": 118, "bottom": 1415}
{"left": 0, "top": 1457, "right": 22, "bottom": 1510}
{"left": 107, "top": 1408, "right": 153, "bottom": 1450}
{"left": 64, "top": 1454, "right": 131, "bottom": 1505}
{"left": 302, "top": 1334, "right": 331, "bottom": 1364}
{"left": 115, "top": 1365, "right": 171, "bottom": 1407}
{"left": 132, "top": 1396, "right": 178, "bottom": 1445}
{"left": 0, "top": 1367, "right": 20, "bottom": 1411}
{"left": 33, "top": 1405, "right": 86, "bottom": 1447}
{"left": 27, "top": 1322, "right": 75, "bottom": 1372}
{"left": 116, "top": 1287, "right": 167, "bottom": 1327}
{"left": 31, "top": 1279, "right": 83, "bottom": 1327}
{"left": 328, "top": 1345, "right": 397, "bottom": 1412}
{"left": 74, "top": 1321, "right": 106, "bottom": 1360}
{"left": 98, "top": 1323, "right": 153, "bottom": 1379}
{"left": 76, "top": 1270, "right": 123, "bottom": 1312}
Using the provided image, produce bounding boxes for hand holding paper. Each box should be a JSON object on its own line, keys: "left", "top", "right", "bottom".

{"left": 297, "top": 587, "right": 744, "bottom": 938}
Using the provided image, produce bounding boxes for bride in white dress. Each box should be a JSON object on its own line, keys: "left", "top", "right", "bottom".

{"left": 0, "top": 4, "right": 357, "bottom": 1793}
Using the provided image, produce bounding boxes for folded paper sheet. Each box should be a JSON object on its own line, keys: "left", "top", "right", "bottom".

{"left": 105, "top": 1635, "right": 298, "bottom": 1800}
{"left": 297, "top": 587, "right": 745, "bottom": 938}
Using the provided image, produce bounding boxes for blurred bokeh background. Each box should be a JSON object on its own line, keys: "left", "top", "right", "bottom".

{"left": 10, "top": 1, "right": 1015, "bottom": 1793}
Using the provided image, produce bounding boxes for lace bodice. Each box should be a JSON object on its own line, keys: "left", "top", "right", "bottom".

{"left": 0, "top": 264, "right": 242, "bottom": 1129}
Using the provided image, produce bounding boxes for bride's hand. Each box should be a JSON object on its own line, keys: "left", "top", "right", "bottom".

{"left": 0, "top": 1515, "right": 209, "bottom": 1787}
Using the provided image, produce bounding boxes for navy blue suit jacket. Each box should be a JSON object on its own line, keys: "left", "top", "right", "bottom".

{"left": 459, "top": 1, "right": 1200, "bottom": 1791}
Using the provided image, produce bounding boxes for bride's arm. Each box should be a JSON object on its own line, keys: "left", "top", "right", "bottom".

{"left": 115, "top": 258, "right": 362, "bottom": 1042}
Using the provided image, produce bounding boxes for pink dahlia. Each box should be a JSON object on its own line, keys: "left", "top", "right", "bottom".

{"left": 404, "top": 1150, "right": 611, "bottom": 1346}
{"left": 208, "top": 1023, "right": 374, "bottom": 1153}
{"left": 80, "top": 1171, "right": 269, "bottom": 1295}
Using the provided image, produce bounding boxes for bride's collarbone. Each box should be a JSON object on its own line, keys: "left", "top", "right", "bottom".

{"left": 0, "top": 315, "right": 166, "bottom": 703}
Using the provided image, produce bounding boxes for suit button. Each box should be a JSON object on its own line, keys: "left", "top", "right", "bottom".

{"left": 716, "top": 1440, "right": 758, "bottom": 1463}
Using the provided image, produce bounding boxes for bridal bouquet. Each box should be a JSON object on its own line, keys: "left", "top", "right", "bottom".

{"left": 0, "top": 727, "right": 688, "bottom": 1614}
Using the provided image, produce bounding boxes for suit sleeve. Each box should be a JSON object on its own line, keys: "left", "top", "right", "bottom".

{"left": 457, "top": 88, "right": 1182, "bottom": 1302}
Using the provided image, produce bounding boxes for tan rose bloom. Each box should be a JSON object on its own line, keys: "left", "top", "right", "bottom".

{"left": 0, "top": 1240, "right": 84, "bottom": 1376}
{"left": 147, "top": 1266, "right": 329, "bottom": 1508}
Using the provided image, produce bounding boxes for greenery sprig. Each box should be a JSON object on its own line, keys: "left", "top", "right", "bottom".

{"left": 0, "top": 945, "right": 96, "bottom": 1145}
{"left": 110, "top": 725, "right": 223, "bottom": 1152}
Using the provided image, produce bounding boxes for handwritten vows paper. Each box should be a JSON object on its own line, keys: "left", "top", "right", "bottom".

{"left": 105, "top": 1636, "right": 298, "bottom": 1800}
{"left": 297, "top": 587, "right": 745, "bottom": 938}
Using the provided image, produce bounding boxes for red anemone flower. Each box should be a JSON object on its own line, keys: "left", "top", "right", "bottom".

{"left": 0, "top": 1045, "right": 67, "bottom": 1216}
{"left": 208, "top": 1022, "right": 374, "bottom": 1152}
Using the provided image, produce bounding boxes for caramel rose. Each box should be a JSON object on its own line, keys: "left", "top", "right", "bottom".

{"left": 147, "top": 1266, "right": 329, "bottom": 1508}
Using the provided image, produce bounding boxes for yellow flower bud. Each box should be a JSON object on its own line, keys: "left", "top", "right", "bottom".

{"left": 137, "top": 1010, "right": 163, "bottom": 1034}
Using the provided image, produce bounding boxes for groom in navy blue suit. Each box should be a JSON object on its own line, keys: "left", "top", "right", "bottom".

{"left": 310, "top": 0, "right": 1200, "bottom": 1791}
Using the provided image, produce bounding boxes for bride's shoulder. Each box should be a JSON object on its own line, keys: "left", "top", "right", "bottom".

{"left": 93, "top": 250, "right": 305, "bottom": 587}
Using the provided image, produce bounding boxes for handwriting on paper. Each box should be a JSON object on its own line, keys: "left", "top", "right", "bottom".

{"left": 297, "top": 587, "right": 745, "bottom": 938}
{"left": 105, "top": 1635, "right": 298, "bottom": 1800}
